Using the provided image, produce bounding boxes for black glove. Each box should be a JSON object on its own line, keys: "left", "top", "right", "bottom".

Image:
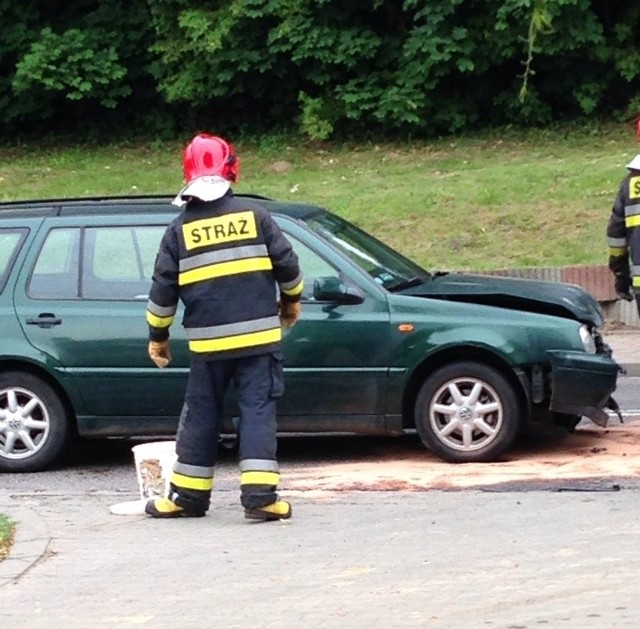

{"left": 609, "top": 254, "right": 629, "bottom": 275}
{"left": 614, "top": 273, "right": 633, "bottom": 301}
{"left": 609, "top": 256, "right": 633, "bottom": 301}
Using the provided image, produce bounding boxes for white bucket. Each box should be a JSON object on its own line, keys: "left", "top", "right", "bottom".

{"left": 132, "top": 440, "right": 177, "bottom": 500}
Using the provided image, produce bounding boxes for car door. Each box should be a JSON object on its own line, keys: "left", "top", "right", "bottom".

{"left": 276, "top": 221, "right": 392, "bottom": 424}
{"left": 13, "top": 213, "right": 188, "bottom": 428}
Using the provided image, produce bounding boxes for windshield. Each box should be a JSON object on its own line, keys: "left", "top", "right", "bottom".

{"left": 305, "top": 212, "right": 429, "bottom": 291}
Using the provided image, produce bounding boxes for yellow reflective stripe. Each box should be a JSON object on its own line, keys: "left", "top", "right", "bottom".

{"left": 170, "top": 472, "right": 213, "bottom": 491}
{"left": 189, "top": 327, "right": 281, "bottom": 353}
{"left": 146, "top": 311, "right": 174, "bottom": 328}
{"left": 633, "top": 277, "right": 640, "bottom": 288}
{"left": 625, "top": 215, "right": 640, "bottom": 228}
{"left": 282, "top": 280, "right": 304, "bottom": 296}
{"left": 240, "top": 471, "right": 280, "bottom": 486}
{"left": 179, "top": 257, "right": 273, "bottom": 285}
{"left": 608, "top": 247, "right": 628, "bottom": 257}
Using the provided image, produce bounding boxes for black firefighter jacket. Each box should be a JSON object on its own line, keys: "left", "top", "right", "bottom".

{"left": 607, "top": 170, "right": 640, "bottom": 288}
{"left": 146, "top": 191, "right": 303, "bottom": 360}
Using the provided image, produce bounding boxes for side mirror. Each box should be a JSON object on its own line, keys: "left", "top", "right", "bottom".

{"left": 313, "top": 276, "right": 364, "bottom": 304}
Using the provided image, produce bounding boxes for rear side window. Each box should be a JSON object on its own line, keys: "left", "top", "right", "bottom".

{"left": 27, "top": 225, "right": 166, "bottom": 301}
{"left": 82, "top": 226, "right": 165, "bottom": 300}
{"left": 28, "top": 228, "right": 81, "bottom": 298}
{"left": 0, "top": 228, "right": 27, "bottom": 294}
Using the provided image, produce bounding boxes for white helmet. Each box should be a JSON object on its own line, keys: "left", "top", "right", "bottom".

{"left": 625, "top": 154, "right": 640, "bottom": 170}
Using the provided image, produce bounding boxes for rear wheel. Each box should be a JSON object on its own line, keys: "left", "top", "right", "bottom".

{"left": 0, "top": 371, "right": 71, "bottom": 472}
{"left": 415, "top": 361, "right": 521, "bottom": 463}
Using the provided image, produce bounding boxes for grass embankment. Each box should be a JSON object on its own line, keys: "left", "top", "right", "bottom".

{"left": 0, "top": 124, "right": 635, "bottom": 271}
{"left": 0, "top": 513, "right": 15, "bottom": 561}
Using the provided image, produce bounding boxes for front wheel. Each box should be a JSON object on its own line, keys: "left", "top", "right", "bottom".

{"left": 0, "top": 371, "right": 71, "bottom": 472}
{"left": 414, "top": 361, "right": 521, "bottom": 463}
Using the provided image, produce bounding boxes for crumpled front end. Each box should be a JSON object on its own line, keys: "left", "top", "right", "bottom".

{"left": 546, "top": 349, "right": 622, "bottom": 427}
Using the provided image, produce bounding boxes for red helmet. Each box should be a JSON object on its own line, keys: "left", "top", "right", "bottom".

{"left": 182, "top": 134, "right": 239, "bottom": 184}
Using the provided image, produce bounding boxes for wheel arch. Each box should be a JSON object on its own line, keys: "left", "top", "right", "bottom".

{"left": 401, "top": 345, "right": 528, "bottom": 430}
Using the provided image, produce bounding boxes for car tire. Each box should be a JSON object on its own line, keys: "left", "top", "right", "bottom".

{"left": 415, "top": 361, "right": 521, "bottom": 463}
{"left": 0, "top": 371, "right": 71, "bottom": 472}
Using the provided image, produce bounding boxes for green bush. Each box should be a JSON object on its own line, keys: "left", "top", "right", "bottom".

{"left": 13, "top": 27, "right": 129, "bottom": 107}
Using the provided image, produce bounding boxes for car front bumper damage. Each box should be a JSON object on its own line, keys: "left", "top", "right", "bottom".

{"left": 546, "top": 350, "right": 622, "bottom": 427}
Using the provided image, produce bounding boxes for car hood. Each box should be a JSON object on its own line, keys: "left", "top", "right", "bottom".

{"left": 405, "top": 272, "right": 604, "bottom": 327}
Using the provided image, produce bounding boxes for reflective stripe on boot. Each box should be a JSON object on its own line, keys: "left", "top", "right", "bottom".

{"left": 168, "top": 461, "right": 214, "bottom": 514}
{"left": 239, "top": 459, "right": 280, "bottom": 509}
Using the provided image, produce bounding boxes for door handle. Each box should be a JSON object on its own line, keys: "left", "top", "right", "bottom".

{"left": 26, "top": 313, "right": 62, "bottom": 328}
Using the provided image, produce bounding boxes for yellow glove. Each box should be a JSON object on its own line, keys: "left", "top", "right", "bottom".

{"left": 279, "top": 300, "right": 301, "bottom": 328}
{"left": 148, "top": 340, "right": 171, "bottom": 368}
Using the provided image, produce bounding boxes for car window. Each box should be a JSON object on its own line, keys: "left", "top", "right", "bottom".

{"left": 0, "top": 228, "right": 27, "bottom": 294}
{"left": 83, "top": 226, "right": 165, "bottom": 300}
{"left": 28, "top": 228, "right": 80, "bottom": 299}
{"left": 285, "top": 233, "right": 338, "bottom": 300}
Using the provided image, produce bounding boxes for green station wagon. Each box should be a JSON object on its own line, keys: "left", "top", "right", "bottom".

{"left": 0, "top": 195, "right": 621, "bottom": 472}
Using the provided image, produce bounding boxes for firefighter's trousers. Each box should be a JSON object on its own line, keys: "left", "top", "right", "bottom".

{"left": 169, "top": 353, "right": 284, "bottom": 513}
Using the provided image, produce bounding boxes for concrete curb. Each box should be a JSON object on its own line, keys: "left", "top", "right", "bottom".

{"left": 0, "top": 504, "right": 50, "bottom": 587}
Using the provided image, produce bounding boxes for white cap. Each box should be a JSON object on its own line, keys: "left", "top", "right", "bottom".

{"left": 172, "top": 175, "right": 230, "bottom": 207}
{"left": 626, "top": 154, "right": 640, "bottom": 170}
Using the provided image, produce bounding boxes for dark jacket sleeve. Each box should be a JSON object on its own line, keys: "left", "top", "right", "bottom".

{"left": 607, "top": 177, "right": 630, "bottom": 276}
{"left": 260, "top": 212, "right": 304, "bottom": 302}
{"left": 146, "top": 224, "right": 180, "bottom": 341}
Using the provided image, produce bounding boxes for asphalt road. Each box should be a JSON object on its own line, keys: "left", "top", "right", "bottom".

{"left": 3, "top": 379, "right": 640, "bottom": 628}
{"left": 611, "top": 376, "right": 640, "bottom": 422}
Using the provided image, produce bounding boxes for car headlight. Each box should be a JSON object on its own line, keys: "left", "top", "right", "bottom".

{"left": 579, "top": 324, "right": 596, "bottom": 354}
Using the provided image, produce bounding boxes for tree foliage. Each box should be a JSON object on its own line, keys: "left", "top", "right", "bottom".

{"left": 0, "top": 0, "right": 156, "bottom": 138}
{"left": 1, "top": 0, "right": 639, "bottom": 141}
{"left": 13, "top": 27, "right": 129, "bottom": 107}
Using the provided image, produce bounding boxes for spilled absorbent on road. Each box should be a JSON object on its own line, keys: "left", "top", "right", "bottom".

{"left": 283, "top": 424, "right": 640, "bottom": 493}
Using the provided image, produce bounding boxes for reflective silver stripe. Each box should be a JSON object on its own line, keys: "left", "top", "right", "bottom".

{"left": 279, "top": 273, "right": 304, "bottom": 291}
{"left": 173, "top": 462, "right": 215, "bottom": 477}
{"left": 280, "top": 276, "right": 304, "bottom": 297}
{"left": 239, "top": 458, "right": 280, "bottom": 472}
{"left": 631, "top": 265, "right": 640, "bottom": 277}
{"left": 180, "top": 244, "right": 269, "bottom": 272}
{"left": 608, "top": 237, "right": 628, "bottom": 247}
{"left": 146, "top": 300, "right": 177, "bottom": 317}
{"left": 186, "top": 316, "right": 281, "bottom": 340}
{"left": 625, "top": 203, "right": 640, "bottom": 217}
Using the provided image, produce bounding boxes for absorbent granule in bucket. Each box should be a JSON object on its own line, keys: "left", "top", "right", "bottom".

{"left": 132, "top": 440, "right": 177, "bottom": 499}
{"left": 139, "top": 458, "right": 165, "bottom": 497}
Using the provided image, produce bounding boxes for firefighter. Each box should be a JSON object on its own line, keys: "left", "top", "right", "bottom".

{"left": 607, "top": 154, "right": 640, "bottom": 315}
{"left": 145, "top": 133, "right": 303, "bottom": 520}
